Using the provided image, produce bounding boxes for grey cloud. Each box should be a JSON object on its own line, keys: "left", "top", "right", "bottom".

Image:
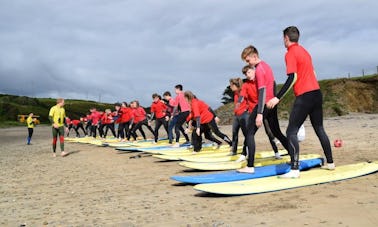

{"left": 1, "top": 0, "right": 377, "bottom": 108}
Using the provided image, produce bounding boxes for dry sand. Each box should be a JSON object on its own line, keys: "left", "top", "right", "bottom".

{"left": 0, "top": 113, "right": 377, "bottom": 226}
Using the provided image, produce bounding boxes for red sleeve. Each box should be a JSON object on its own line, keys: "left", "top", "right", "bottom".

{"left": 285, "top": 51, "right": 297, "bottom": 75}
{"left": 191, "top": 99, "right": 200, "bottom": 118}
{"left": 150, "top": 103, "right": 156, "bottom": 113}
{"left": 240, "top": 84, "right": 247, "bottom": 98}
{"left": 255, "top": 65, "right": 266, "bottom": 89}
{"left": 186, "top": 112, "right": 193, "bottom": 122}
{"left": 140, "top": 107, "right": 146, "bottom": 115}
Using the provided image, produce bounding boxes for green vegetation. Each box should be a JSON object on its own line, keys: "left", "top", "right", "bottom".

{"left": 1, "top": 75, "right": 377, "bottom": 127}
{"left": 216, "top": 74, "right": 378, "bottom": 124}
{"left": 0, "top": 95, "right": 114, "bottom": 126}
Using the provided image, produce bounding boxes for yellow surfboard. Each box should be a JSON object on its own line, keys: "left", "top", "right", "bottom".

{"left": 194, "top": 161, "right": 378, "bottom": 195}
{"left": 179, "top": 154, "right": 320, "bottom": 171}
{"left": 179, "top": 149, "right": 288, "bottom": 162}
{"left": 144, "top": 144, "right": 232, "bottom": 155}
{"left": 155, "top": 149, "right": 288, "bottom": 162}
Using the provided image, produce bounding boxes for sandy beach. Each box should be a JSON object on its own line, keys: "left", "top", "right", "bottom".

{"left": 0, "top": 113, "right": 377, "bottom": 226}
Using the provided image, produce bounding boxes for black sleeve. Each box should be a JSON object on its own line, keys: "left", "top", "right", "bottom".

{"left": 257, "top": 87, "right": 266, "bottom": 114}
{"left": 149, "top": 112, "right": 155, "bottom": 121}
{"left": 237, "top": 96, "right": 244, "bottom": 103}
{"left": 208, "top": 107, "right": 217, "bottom": 117}
{"left": 195, "top": 117, "right": 200, "bottom": 128}
{"left": 276, "top": 73, "right": 297, "bottom": 99}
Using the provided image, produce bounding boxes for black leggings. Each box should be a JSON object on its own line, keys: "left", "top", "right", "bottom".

{"left": 85, "top": 121, "right": 92, "bottom": 136}
{"left": 192, "top": 122, "right": 222, "bottom": 152}
{"left": 91, "top": 125, "right": 98, "bottom": 138}
{"left": 174, "top": 111, "right": 190, "bottom": 143}
{"left": 129, "top": 119, "right": 154, "bottom": 140}
{"left": 263, "top": 105, "right": 289, "bottom": 152}
{"left": 28, "top": 128, "right": 33, "bottom": 138}
{"left": 154, "top": 117, "right": 169, "bottom": 142}
{"left": 192, "top": 118, "right": 232, "bottom": 152}
{"left": 231, "top": 112, "right": 249, "bottom": 155}
{"left": 245, "top": 107, "right": 260, "bottom": 167}
{"left": 74, "top": 123, "right": 86, "bottom": 137}
{"left": 208, "top": 118, "right": 232, "bottom": 146}
{"left": 98, "top": 124, "right": 105, "bottom": 138}
{"left": 287, "top": 89, "right": 333, "bottom": 169}
{"left": 104, "top": 123, "right": 116, "bottom": 137}
{"left": 118, "top": 121, "right": 130, "bottom": 139}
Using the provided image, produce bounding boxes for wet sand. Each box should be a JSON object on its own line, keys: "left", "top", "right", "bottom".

{"left": 0, "top": 113, "right": 377, "bottom": 226}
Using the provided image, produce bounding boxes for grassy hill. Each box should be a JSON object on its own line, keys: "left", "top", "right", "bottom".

{"left": 1, "top": 75, "right": 377, "bottom": 127}
{"left": 215, "top": 74, "right": 378, "bottom": 124}
{"left": 0, "top": 95, "right": 114, "bottom": 126}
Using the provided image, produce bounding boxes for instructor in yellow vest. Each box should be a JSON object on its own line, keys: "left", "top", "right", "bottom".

{"left": 49, "top": 98, "right": 68, "bottom": 157}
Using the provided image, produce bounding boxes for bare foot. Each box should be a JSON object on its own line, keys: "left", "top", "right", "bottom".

{"left": 52, "top": 153, "right": 56, "bottom": 157}
{"left": 61, "top": 151, "right": 68, "bottom": 157}
{"left": 237, "top": 167, "right": 255, "bottom": 173}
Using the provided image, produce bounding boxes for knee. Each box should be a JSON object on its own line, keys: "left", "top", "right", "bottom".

{"left": 286, "top": 127, "right": 298, "bottom": 137}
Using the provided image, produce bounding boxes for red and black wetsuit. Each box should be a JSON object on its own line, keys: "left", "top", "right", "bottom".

{"left": 276, "top": 42, "right": 333, "bottom": 169}
{"left": 116, "top": 107, "right": 132, "bottom": 139}
{"left": 189, "top": 98, "right": 232, "bottom": 152}
{"left": 255, "top": 61, "right": 288, "bottom": 151}
{"left": 150, "top": 100, "right": 169, "bottom": 142}
{"left": 70, "top": 119, "right": 86, "bottom": 137}
{"left": 128, "top": 107, "right": 154, "bottom": 140}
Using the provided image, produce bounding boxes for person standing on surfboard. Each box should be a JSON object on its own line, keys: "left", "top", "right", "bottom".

{"left": 26, "top": 113, "right": 36, "bottom": 145}
{"left": 228, "top": 77, "right": 249, "bottom": 157}
{"left": 101, "top": 109, "right": 117, "bottom": 138}
{"left": 69, "top": 118, "right": 87, "bottom": 138}
{"left": 89, "top": 107, "right": 101, "bottom": 138}
{"left": 163, "top": 91, "right": 188, "bottom": 144}
{"left": 149, "top": 93, "right": 169, "bottom": 143}
{"left": 184, "top": 91, "right": 232, "bottom": 152}
{"left": 115, "top": 102, "right": 133, "bottom": 141}
{"left": 48, "top": 98, "right": 68, "bottom": 157}
{"left": 240, "top": 47, "right": 290, "bottom": 164}
{"left": 169, "top": 84, "right": 191, "bottom": 147}
{"left": 267, "top": 26, "right": 335, "bottom": 178}
{"left": 128, "top": 100, "right": 154, "bottom": 141}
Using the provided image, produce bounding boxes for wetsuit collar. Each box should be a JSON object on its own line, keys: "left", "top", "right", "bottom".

{"left": 287, "top": 43, "right": 299, "bottom": 50}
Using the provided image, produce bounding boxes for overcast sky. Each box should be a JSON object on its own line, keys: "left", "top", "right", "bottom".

{"left": 1, "top": 0, "right": 377, "bottom": 108}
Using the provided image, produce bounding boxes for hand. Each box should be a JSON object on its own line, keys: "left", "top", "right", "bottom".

{"left": 165, "top": 116, "right": 169, "bottom": 121}
{"left": 148, "top": 121, "right": 151, "bottom": 126}
{"left": 214, "top": 116, "right": 220, "bottom": 124}
{"left": 196, "top": 128, "right": 200, "bottom": 136}
{"left": 53, "top": 123, "right": 59, "bottom": 129}
{"left": 267, "top": 97, "right": 280, "bottom": 109}
{"left": 255, "top": 113, "right": 263, "bottom": 128}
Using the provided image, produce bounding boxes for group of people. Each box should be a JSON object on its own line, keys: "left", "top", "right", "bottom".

{"left": 230, "top": 26, "right": 335, "bottom": 177}
{"left": 44, "top": 26, "right": 335, "bottom": 178}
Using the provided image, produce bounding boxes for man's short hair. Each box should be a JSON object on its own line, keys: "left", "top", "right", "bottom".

{"left": 283, "top": 26, "right": 300, "bottom": 42}
{"left": 175, "top": 84, "right": 183, "bottom": 91}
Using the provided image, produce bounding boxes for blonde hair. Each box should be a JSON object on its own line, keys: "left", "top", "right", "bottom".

{"left": 56, "top": 98, "right": 64, "bottom": 104}
{"left": 229, "top": 78, "right": 243, "bottom": 89}
{"left": 184, "top": 91, "right": 196, "bottom": 102}
{"left": 241, "top": 45, "right": 259, "bottom": 60}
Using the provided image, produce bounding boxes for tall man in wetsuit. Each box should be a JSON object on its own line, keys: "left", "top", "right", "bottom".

{"left": 267, "top": 26, "right": 335, "bottom": 178}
